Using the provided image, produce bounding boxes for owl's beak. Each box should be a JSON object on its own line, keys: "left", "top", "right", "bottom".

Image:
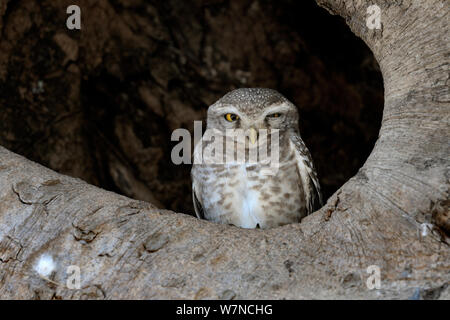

{"left": 249, "top": 127, "right": 258, "bottom": 145}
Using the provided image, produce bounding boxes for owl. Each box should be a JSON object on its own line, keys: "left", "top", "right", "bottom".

{"left": 191, "top": 88, "right": 322, "bottom": 229}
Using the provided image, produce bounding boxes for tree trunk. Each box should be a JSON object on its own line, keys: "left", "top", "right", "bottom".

{"left": 0, "top": 0, "right": 449, "bottom": 299}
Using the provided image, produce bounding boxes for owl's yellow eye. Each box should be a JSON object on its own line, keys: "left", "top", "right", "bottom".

{"left": 267, "top": 113, "right": 282, "bottom": 118}
{"left": 224, "top": 113, "right": 239, "bottom": 122}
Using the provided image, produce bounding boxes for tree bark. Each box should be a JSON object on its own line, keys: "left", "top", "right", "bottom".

{"left": 0, "top": 0, "right": 449, "bottom": 299}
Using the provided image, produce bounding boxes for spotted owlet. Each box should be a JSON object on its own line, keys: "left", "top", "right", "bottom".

{"left": 191, "top": 88, "right": 322, "bottom": 229}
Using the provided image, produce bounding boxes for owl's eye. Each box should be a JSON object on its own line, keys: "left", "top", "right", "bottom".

{"left": 224, "top": 113, "right": 239, "bottom": 122}
{"left": 266, "top": 113, "right": 282, "bottom": 118}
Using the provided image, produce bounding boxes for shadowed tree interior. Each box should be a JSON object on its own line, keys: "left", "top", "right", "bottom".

{"left": 0, "top": 0, "right": 383, "bottom": 215}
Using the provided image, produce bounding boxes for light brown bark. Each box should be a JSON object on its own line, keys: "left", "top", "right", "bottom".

{"left": 0, "top": 0, "right": 449, "bottom": 299}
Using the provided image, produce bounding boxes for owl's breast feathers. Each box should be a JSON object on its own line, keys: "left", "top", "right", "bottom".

{"left": 191, "top": 133, "right": 322, "bottom": 228}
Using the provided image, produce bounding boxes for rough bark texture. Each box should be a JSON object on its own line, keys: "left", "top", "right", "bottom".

{"left": 0, "top": 0, "right": 449, "bottom": 299}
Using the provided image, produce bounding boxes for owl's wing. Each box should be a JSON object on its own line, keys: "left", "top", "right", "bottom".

{"left": 289, "top": 133, "right": 323, "bottom": 214}
{"left": 192, "top": 179, "right": 205, "bottom": 220}
{"left": 191, "top": 140, "right": 205, "bottom": 220}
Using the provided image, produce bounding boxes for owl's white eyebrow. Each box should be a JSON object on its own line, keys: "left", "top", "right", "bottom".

{"left": 263, "top": 103, "right": 291, "bottom": 116}
{"left": 213, "top": 105, "right": 241, "bottom": 115}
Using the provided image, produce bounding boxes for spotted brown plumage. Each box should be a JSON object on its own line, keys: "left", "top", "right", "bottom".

{"left": 191, "top": 88, "right": 323, "bottom": 229}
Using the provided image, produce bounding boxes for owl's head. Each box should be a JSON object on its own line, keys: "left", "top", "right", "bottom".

{"left": 206, "top": 88, "right": 299, "bottom": 144}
